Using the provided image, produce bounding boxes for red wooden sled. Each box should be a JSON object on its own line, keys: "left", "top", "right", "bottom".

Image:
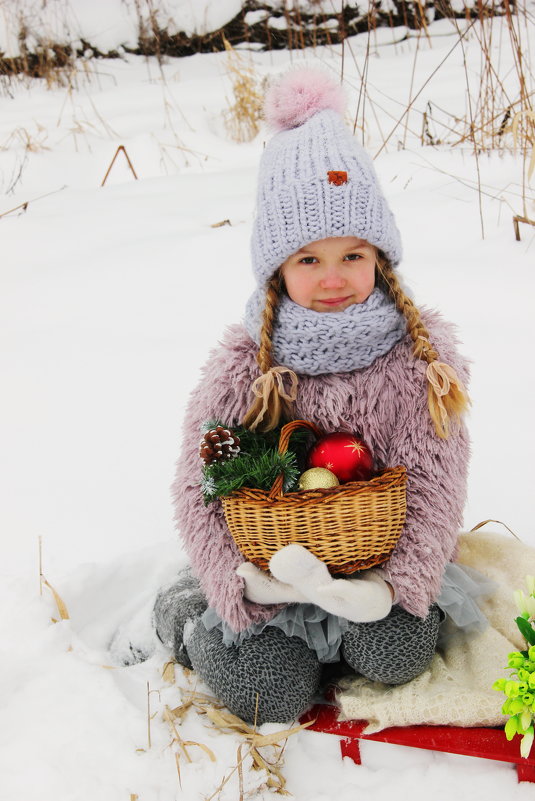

{"left": 300, "top": 704, "right": 535, "bottom": 783}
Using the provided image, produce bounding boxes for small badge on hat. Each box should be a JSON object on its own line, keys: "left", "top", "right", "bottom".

{"left": 327, "top": 170, "right": 348, "bottom": 186}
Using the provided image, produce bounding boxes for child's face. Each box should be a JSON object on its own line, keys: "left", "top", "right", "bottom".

{"left": 281, "top": 236, "right": 377, "bottom": 313}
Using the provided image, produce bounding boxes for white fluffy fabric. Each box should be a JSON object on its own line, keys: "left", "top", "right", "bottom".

{"left": 269, "top": 545, "right": 392, "bottom": 623}
{"left": 236, "top": 560, "right": 306, "bottom": 604}
{"left": 337, "top": 530, "right": 535, "bottom": 732}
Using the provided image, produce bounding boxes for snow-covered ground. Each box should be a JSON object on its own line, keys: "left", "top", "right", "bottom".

{"left": 1, "top": 12, "right": 534, "bottom": 801}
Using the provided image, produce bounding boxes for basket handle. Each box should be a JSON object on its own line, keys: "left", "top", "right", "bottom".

{"left": 268, "top": 419, "right": 323, "bottom": 500}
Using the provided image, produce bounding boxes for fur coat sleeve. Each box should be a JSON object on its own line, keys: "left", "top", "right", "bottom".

{"left": 171, "top": 326, "right": 281, "bottom": 633}
{"left": 381, "top": 311, "right": 471, "bottom": 617}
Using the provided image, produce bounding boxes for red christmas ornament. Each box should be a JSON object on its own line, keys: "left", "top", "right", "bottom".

{"left": 307, "top": 432, "right": 374, "bottom": 483}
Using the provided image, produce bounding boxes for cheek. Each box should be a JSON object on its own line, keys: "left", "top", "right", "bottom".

{"left": 282, "top": 270, "right": 316, "bottom": 305}
{"left": 352, "top": 265, "right": 376, "bottom": 300}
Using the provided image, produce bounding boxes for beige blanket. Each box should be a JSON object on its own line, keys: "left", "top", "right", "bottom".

{"left": 337, "top": 530, "right": 535, "bottom": 733}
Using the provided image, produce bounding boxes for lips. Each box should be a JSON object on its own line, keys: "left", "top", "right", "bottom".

{"left": 318, "top": 296, "right": 351, "bottom": 305}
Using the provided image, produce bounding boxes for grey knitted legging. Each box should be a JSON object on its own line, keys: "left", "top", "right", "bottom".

{"left": 153, "top": 568, "right": 441, "bottom": 725}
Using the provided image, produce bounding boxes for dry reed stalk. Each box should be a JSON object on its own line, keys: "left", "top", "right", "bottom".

{"left": 283, "top": 0, "right": 293, "bottom": 57}
{"left": 237, "top": 742, "right": 245, "bottom": 801}
{"left": 414, "top": 0, "right": 431, "bottom": 41}
{"left": 335, "top": 6, "right": 388, "bottom": 148}
{"left": 323, "top": 12, "right": 333, "bottom": 48}
{"left": 349, "top": 30, "right": 368, "bottom": 139}
{"left": 171, "top": 684, "right": 312, "bottom": 794}
{"left": 1, "top": 125, "right": 49, "bottom": 153}
{"left": 163, "top": 704, "right": 216, "bottom": 791}
{"left": 201, "top": 704, "right": 314, "bottom": 794}
{"left": 42, "top": 578, "right": 70, "bottom": 621}
{"left": 162, "top": 659, "right": 177, "bottom": 683}
{"left": 147, "top": 681, "right": 152, "bottom": 748}
{"left": 205, "top": 745, "right": 251, "bottom": 801}
{"left": 513, "top": 214, "right": 535, "bottom": 240}
{"left": 85, "top": 94, "right": 120, "bottom": 138}
{"left": 222, "top": 36, "right": 262, "bottom": 143}
{"left": 374, "top": 17, "right": 477, "bottom": 158}
{"left": 403, "top": 29, "right": 423, "bottom": 148}
{"left": 323, "top": 43, "right": 391, "bottom": 145}
{"left": 293, "top": 0, "right": 306, "bottom": 50}
{"left": 504, "top": 0, "right": 533, "bottom": 112}
{"left": 163, "top": 707, "right": 193, "bottom": 763}
{"left": 353, "top": 0, "right": 374, "bottom": 145}
{"left": 511, "top": 109, "right": 535, "bottom": 216}
{"left": 470, "top": 519, "right": 521, "bottom": 539}
{"left": 456, "top": 18, "right": 485, "bottom": 238}
{"left": 450, "top": 1, "right": 533, "bottom": 157}
{"left": 446, "top": 18, "right": 506, "bottom": 150}
{"left": 101, "top": 145, "right": 139, "bottom": 187}
{"left": 146, "top": 682, "right": 161, "bottom": 749}
{"left": 37, "top": 531, "right": 70, "bottom": 621}
{"left": 449, "top": 100, "right": 523, "bottom": 147}
{"left": 0, "top": 186, "right": 66, "bottom": 219}
{"left": 420, "top": 102, "right": 439, "bottom": 146}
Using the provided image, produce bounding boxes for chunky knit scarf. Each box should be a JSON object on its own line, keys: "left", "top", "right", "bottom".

{"left": 244, "top": 287, "right": 407, "bottom": 376}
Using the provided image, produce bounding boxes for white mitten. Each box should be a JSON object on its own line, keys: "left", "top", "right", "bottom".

{"left": 270, "top": 543, "right": 332, "bottom": 586}
{"left": 269, "top": 544, "right": 392, "bottom": 623}
{"left": 236, "top": 561, "right": 307, "bottom": 605}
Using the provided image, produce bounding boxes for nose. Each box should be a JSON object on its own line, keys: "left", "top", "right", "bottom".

{"left": 319, "top": 264, "right": 346, "bottom": 290}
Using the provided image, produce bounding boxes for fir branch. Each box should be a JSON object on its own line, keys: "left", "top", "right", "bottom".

{"left": 202, "top": 449, "right": 299, "bottom": 504}
{"left": 199, "top": 422, "right": 313, "bottom": 504}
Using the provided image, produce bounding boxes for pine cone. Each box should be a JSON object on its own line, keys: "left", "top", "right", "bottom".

{"left": 200, "top": 426, "right": 241, "bottom": 465}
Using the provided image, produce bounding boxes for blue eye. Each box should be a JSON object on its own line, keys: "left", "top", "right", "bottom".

{"left": 299, "top": 256, "right": 317, "bottom": 265}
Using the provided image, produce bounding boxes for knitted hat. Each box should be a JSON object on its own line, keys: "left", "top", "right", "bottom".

{"left": 251, "top": 68, "right": 402, "bottom": 287}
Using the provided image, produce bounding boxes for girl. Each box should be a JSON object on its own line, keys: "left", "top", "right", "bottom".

{"left": 152, "top": 69, "right": 477, "bottom": 725}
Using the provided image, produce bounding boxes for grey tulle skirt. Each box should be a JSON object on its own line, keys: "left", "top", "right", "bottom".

{"left": 202, "top": 563, "right": 497, "bottom": 663}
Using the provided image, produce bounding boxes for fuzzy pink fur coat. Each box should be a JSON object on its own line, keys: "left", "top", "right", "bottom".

{"left": 172, "top": 309, "right": 470, "bottom": 633}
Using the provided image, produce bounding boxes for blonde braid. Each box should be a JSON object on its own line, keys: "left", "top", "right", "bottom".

{"left": 241, "top": 274, "right": 299, "bottom": 431}
{"left": 377, "top": 254, "right": 470, "bottom": 439}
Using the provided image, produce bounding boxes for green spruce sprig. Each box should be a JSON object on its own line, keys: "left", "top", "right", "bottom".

{"left": 200, "top": 421, "right": 309, "bottom": 505}
{"left": 202, "top": 448, "right": 300, "bottom": 504}
{"left": 493, "top": 576, "right": 535, "bottom": 758}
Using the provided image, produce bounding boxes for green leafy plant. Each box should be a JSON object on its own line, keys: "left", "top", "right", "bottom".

{"left": 200, "top": 422, "right": 309, "bottom": 505}
{"left": 493, "top": 576, "right": 535, "bottom": 758}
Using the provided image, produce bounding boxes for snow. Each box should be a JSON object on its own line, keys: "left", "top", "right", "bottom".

{"left": 245, "top": 9, "right": 272, "bottom": 26}
{"left": 0, "top": 0, "right": 246, "bottom": 55}
{"left": 1, "top": 9, "right": 535, "bottom": 801}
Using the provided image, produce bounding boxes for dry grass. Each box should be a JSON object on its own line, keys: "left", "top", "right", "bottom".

{"left": 338, "top": 0, "right": 534, "bottom": 162}
{"left": 159, "top": 665, "right": 314, "bottom": 797}
{"left": 222, "top": 36, "right": 263, "bottom": 144}
{"left": 0, "top": 35, "right": 81, "bottom": 91}
{"left": 511, "top": 109, "right": 535, "bottom": 215}
{"left": 100, "top": 145, "right": 139, "bottom": 187}
{"left": 327, "top": 0, "right": 534, "bottom": 237}
{"left": 0, "top": 124, "right": 49, "bottom": 153}
{"left": 38, "top": 536, "right": 70, "bottom": 622}
{"left": 41, "top": 578, "right": 70, "bottom": 622}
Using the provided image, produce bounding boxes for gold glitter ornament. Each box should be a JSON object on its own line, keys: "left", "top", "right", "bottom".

{"left": 298, "top": 467, "right": 340, "bottom": 490}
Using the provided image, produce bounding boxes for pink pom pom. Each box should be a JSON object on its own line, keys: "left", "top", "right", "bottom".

{"left": 264, "top": 68, "right": 345, "bottom": 131}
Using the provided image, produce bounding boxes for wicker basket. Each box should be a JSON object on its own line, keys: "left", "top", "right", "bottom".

{"left": 221, "top": 419, "right": 407, "bottom": 574}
